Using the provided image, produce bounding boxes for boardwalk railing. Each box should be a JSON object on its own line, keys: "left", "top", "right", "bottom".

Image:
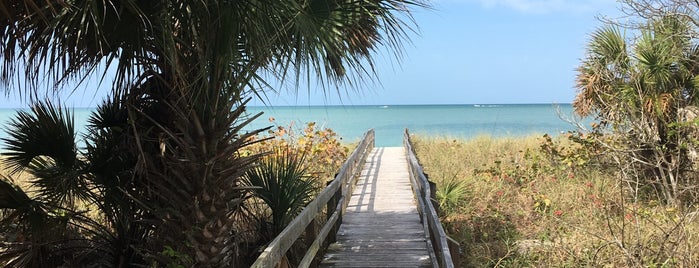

{"left": 251, "top": 129, "right": 375, "bottom": 268}
{"left": 404, "top": 129, "right": 458, "bottom": 268}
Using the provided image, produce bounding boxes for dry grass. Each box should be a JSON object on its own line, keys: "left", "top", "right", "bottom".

{"left": 412, "top": 134, "right": 699, "bottom": 267}
{"left": 0, "top": 160, "right": 36, "bottom": 192}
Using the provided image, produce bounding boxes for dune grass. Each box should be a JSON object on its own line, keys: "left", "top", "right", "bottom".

{"left": 412, "top": 134, "right": 699, "bottom": 267}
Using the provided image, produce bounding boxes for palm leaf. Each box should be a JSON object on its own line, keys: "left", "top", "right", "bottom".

{"left": 243, "top": 146, "right": 317, "bottom": 236}
{"left": 0, "top": 175, "right": 31, "bottom": 210}
{"left": 1, "top": 101, "right": 88, "bottom": 204}
{"left": 2, "top": 101, "right": 76, "bottom": 172}
{"left": 436, "top": 179, "right": 469, "bottom": 215}
{"left": 589, "top": 26, "right": 629, "bottom": 71}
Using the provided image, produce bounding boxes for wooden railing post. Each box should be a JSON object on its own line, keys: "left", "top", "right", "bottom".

{"left": 403, "top": 128, "right": 456, "bottom": 268}
{"left": 326, "top": 178, "right": 341, "bottom": 245}
{"left": 428, "top": 179, "right": 440, "bottom": 214}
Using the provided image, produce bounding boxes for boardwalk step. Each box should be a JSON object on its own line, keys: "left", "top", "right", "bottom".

{"left": 327, "top": 242, "right": 429, "bottom": 251}
{"left": 321, "top": 255, "right": 432, "bottom": 267}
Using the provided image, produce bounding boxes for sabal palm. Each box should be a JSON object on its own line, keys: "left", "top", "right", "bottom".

{"left": 575, "top": 15, "right": 699, "bottom": 204}
{"left": 1, "top": 99, "right": 200, "bottom": 266}
{"left": 575, "top": 16, "right": 699, "bottom": 122}
{"left": 243, "top": 147, "right": 317, "bottom": 238}
{"left": 0, "top": 0, "right": 424, "bottom": 266}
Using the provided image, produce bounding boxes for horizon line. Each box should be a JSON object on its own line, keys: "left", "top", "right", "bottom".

{"left": 0, "top": 102, "right": 573, "bottom": 109}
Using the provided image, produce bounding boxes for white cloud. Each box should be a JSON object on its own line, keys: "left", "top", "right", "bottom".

{"left": 464, "top": 0, "right": 616, "bottom": 15}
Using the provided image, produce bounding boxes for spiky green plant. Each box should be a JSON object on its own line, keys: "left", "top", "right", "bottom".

{"left": 436, "top": 179, "right": 470, "bottom": 215}
{"left": 243, "top": 146, "right": 318, "bottom": 238}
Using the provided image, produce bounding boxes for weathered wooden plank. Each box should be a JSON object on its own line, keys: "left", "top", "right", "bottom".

{"left": 336, "top": 228, "right": 425, "bottom": 234}
{"left": 320, "top": 261, "right": 431, "bottom": 268}
{"left": 322, "top": 255, "right": 432, "bottom": 268}
{"left": 323, "top": 252, "right": 430, "bottom": 259}
{"left": 326, "top": 241, "right": 430, "bottom": 250}
{"left": 320, "top": 147, "right": 434, "bottom": 268}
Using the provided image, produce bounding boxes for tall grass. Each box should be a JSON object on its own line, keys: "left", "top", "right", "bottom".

{"left": 412, "top": 134, "right": 699, "bottom": 267}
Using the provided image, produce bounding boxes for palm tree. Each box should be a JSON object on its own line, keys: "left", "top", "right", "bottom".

{"left": 575, "top": 15, "right": 699, "bottom": 204}
{"left": 1, "top": 0, "right": 425, "bottom": 266}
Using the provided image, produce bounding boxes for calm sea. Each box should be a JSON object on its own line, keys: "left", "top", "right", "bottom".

{"left": 0, "top": 104, "right": 583, "bottom": 147}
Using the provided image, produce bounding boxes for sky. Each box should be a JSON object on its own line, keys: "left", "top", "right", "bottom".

{"left": 1, "top": 0, "right": 623, "bottom": 108}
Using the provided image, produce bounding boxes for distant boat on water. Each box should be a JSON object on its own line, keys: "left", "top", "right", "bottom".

{"left": 473, "top": 104, "right": 503, "bottom": 108}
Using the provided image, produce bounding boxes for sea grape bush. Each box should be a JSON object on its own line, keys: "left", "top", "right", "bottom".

{"left": 244, "top": 119, "right": 349, "bottom": 186}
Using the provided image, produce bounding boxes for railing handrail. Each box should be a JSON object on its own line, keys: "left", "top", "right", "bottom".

{"left": 251, "top": 129, "right": 375, "bottom": 268}
{"left": 403, "top": 129, "right": 456, "bottom": 268}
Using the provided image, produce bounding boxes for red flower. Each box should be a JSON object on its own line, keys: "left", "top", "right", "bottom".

{"left": 554, "top": 210, "right": 564, "bottom": 217}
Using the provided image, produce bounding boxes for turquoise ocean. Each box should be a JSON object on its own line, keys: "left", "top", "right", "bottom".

{"left": 0, "top": 104, "right": 583, "bottom": 147}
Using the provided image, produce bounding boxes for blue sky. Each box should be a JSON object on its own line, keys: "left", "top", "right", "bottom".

{"left": 256, "top": 0, "right": 622, "bottom": 106}
{"left": 1, "top": 0, "right": 622, "bottom": 108}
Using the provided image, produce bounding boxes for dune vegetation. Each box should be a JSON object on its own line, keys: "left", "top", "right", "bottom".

{"left": 412, "top": 134, "right": 699, "bottom": 267}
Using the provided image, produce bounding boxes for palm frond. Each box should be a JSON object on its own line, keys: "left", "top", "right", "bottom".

{"left": 589, "top": 26, "right": 630, "bottom": 72}
{"left": 2, "top": 101, "right": 76, "bottom": 171}
{"left": 267, "top": 0, "right": 427, "bottom": 92}
{"left": 1, "top": 0, "right": 154, "bottom": 96}
{"left": 1, "top": 101, "right": 88, "bottom": 204}
{"left": 636, "top": 29, "right": 675, "bottom": 87}
{"left": 0, "top": 175, "right": 32, "bottom": 210}
{"left": 436, "top": 179, "right": 469, "bottom": 215}
{"left": 243, "top": 146, "right": 318, "bottom": 236}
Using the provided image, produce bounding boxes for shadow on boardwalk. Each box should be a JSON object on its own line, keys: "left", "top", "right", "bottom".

{"left": 320, "top": 147, "right": 432, "bottom": 267}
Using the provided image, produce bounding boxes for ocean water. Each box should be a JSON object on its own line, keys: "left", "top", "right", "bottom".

{"left": 0, "top": 104, "right": 583, "bottom": 147}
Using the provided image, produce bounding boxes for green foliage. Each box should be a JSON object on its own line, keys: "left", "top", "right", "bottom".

{"left": 576, "top": 15, "right": 699, "bottom": 205}
{"left": 436, "top": 179, "right": 469, "bottom": 215}
{"left": 244, "top": 146, "right": 318, "bottom": 237}
{"left": 161, "top": 246, "right": 194, "bottom": 268}
{"left": 0, "top": 100, "right": 265, "bottom": 267}
{"left": 238, "top": 121, "right": 349, "bottom": 264}
{"left": 414, "top": 134, "right": 699, "bottom": 267}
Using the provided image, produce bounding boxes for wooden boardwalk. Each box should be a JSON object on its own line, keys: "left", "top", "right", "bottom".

{"left": 320, "top": 147, "right": 433, "bottom": 267}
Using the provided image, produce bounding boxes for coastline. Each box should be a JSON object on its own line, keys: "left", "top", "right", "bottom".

{"left": 0, "top": 104, "right": 581, "bottom": 147}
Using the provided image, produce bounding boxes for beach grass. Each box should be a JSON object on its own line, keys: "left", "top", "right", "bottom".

{"left": 412, "top": 134, "right": 699, "bottom": 267}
